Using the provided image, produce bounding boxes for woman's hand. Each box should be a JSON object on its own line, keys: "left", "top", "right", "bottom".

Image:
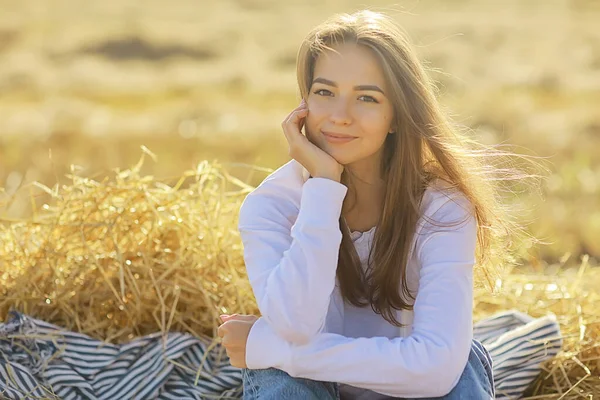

{"left": 282, "top": 99, "right": 344, "bottom": 182}
{"left": 217, "top": 314, "right": 259, "bottom": 368}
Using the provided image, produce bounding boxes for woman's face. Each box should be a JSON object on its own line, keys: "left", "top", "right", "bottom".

{"left": 305, "top": 42, "right": 395, "bottom": 167}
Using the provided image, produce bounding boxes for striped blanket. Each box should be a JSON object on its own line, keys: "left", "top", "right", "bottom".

{"left": 0, "top": 310, "right": 562, "bottom": 400}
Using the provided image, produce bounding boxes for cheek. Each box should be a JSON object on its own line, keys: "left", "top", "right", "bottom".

{"left": 361, "top": 110, "right": 392, "bottom": 137}
{"left": 304, "top": 113, "right": 317, "bottom": 137}
{"left": 304, "top": 106, "right": 326, "bottom": 135}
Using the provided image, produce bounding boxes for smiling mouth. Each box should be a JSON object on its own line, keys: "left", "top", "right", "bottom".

{"left": 321, "top": 132, "right": 358, "bottom": 145}
{"left": 322, "top": 131, "right": 357, "bottom": 139}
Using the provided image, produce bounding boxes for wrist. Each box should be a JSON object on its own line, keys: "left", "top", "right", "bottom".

{"left": 312, "top": 171, "right": 342, "bottom": 182}
{"left": 245, "top": 318, "right": 292, "bottom": 370}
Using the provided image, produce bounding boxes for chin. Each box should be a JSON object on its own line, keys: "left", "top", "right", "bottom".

{"left": 312, "top": 137, "right": 358, "bottom": 165}
{"left": 326, "top": 150, "right": 355, "bottom": 166}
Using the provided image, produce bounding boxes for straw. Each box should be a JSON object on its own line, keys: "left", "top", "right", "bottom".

{"left": 0, "top": 151, "right": 260, "bottom": 346}
{"left": 474, "top": 256, "right": 599, "bottom": 398}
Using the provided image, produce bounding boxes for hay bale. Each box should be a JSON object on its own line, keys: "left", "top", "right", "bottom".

{"left": 0, "top": 150, "right": 261, "bottom": 344}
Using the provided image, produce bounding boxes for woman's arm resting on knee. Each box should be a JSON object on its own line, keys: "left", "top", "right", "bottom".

{"left": 239, "top": 177, "right": 347, "bottom": 345}
{"left": 245, "top": 199, "right": 477, "bottom": 398}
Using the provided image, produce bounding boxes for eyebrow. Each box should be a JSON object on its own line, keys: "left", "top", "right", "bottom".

{"left": 312, "top": 77, "right": 385, "bottom": 95}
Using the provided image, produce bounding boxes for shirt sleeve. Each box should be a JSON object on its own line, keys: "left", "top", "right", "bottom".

{"left": 239, "top": 177, "right": 348, "bottom": 345}
{"left": 245, "top": 195, "right": 477, "bottom": 398}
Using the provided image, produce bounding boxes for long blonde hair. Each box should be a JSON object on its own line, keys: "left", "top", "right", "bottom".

{"left": 296, "top": 10, "right": 542, "bottom": 326}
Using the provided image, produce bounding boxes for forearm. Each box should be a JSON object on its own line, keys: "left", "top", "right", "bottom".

{"left": 242, "top": 177, "right": 347, "bottom": 344}
{"left": 246, "top": 317, "right": 471, "bottom": 398}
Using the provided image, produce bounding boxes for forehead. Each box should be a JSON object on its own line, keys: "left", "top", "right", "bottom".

{"left": 313, "top": 42, "right": 387, "bottom": 86}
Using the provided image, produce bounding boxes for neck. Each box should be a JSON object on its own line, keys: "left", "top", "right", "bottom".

{"left": 341, "top": 154, "right": 386, "bottom": 229}
{"left": 344, "top": 150, "right": 385, "bottom": 195}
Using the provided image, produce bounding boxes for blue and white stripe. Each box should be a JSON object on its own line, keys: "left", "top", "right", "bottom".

{"left": 474, "top": 310, "right": 563, "bottom": 399}
{"left": 1, "top": 309, "right": 561, "bottom": 399}
{"left": 0, "top": 311, "right": 242, "bottom": 399}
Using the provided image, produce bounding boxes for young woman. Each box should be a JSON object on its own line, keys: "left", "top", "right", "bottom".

{"left": 218, "top": 9, "right": 528, "bottom": 399}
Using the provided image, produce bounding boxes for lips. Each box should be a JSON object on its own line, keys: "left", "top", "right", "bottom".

{"left": 322, "top": 131, "right": 358, "bottom": 144}
{"left": 322, "top": 131, "right": 357, "bottom": 139}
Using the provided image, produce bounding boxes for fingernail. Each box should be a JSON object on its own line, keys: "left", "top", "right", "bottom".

{"left": 220, "top": 314, "right": 229, "bottom": 321}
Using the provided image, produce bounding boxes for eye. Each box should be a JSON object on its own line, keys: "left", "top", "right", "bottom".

{"left": 313, "top": 89, "right": 333, "bottom": 96}
{"left": 358, "top": 95, "right": 379, "bottom": 103}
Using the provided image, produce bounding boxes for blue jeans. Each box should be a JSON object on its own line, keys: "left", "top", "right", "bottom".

{"left": 242, "top": 339, "right": 494, "bottom": 399}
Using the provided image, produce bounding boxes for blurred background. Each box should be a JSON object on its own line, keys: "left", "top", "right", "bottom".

{"left": 1, "top": 0, "right": 599, "bottom": 265}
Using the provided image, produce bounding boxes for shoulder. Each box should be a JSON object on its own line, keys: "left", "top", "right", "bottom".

{"left": 238, "top": 159, "right": 309, "bottom": 226}
{"left": 411, "top": 180, "right": 478, "bottom": 259}
{"left": 418, "top": 179, "right": 476, "bottom": 229}
{"left": 411, "top": 181, "right": 479, "bottom": 270}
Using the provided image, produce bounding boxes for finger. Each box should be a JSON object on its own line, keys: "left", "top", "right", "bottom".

{"left": 220, "top": 313, "right": 241, "bottom": 321}
{"left": 282, "top": 111, "right": 308, "bottom": 143}
{"left": 221, "top": 331, "right": 237, "bottom": 348}
{"left": 222, "top": 314, "right": 257, "bottom": 322}
{"left": 227, "top": 352, "right": 236, "bottom": 365}
{"left": 221, "top": 337, "right": 241, "bottom": 349}
{"left": 230, "top": 356, "right": 243, "bottom": 368}
{"left": 235, "top": 315, "right": 259, "bottom": 322}
{"left": 217, "top": 324, "right": 227, "bottom": 338}
{"left": 297, "top": 103, "right": 307, "bottom": 134}
{"left": 294, "top": 99, "right": 307, "bottom": 111}
{"left": 282, "top": 109, "right": 309, "bottom": 142}
{"left": 285, "top": 107, "right": 308, "bottom": 126}
{"left": 299, "top": 114, "right": 306, "bottom": 134}
{"left": 284, "top": 100, "right": 308, "bottom": 125}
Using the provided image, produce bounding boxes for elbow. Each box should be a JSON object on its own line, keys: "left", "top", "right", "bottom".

{"left": 425, "top": 349, "right": 469, "bottom": 397}
{"left": 428, "top": 370, "right": 461, "bottom": 397}
{"left": 401, "top": 343, "right": 466, "bottom": 398}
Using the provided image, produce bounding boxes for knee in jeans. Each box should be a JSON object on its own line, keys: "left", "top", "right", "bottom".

{"left": 243, "top": 368, "right": 338, "bottom": 400}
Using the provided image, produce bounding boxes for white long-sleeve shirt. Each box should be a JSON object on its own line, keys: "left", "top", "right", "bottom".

{"left": 238, "top": 159, "right": 478, "bottom": 398}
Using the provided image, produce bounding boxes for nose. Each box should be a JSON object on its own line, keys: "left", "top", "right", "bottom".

{"left": 329, "top": 97, "right": 352, "bottom": 126}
